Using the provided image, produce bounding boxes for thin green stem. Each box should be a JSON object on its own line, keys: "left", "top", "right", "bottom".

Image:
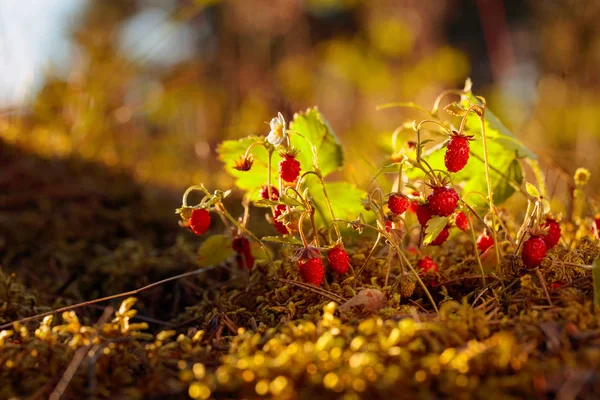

{"left": 337, "top": 219, "right": 439, "bottom": 315}
{"left": 244, "top": 141, "right": 269, "bottom": 159}
{"left": 477, "top": 108, "right": 502, "bottom": 269}
{"left": 467, "top": 210, "right": 487, "bottom": 286}
{"left": 387, "top": 236, "right": 439, "bottom": 315}
{"left": 515, "top": 201, "right": 537, "bottom": 253}
{"left": 283, "top": 186, "right": 309, "bottom": 208}
{"left": 356, "top": 233, "right": 381, "bottom": 278}
{"left": 309, "top": 207, "right": 320, "bottom": 247}
{"left": 297, "top": 171, "right": 341, "bottom": 241}
{"left": 218, "top": 203, "right": 272, "bottom": 262}
{"left": 297, "top": 212, "right": 310, "bottom": 247}
{"left": 431, "top": 89, "right": 463, "bottom": 115}
{"left": 461, "top": 201, "right": 494, "bottom": 237}
{"left": 267, "top": 148, "right": 273, "bottom": 203}
{"left": 182, "top": 185, "right": 211, "bottom": 207}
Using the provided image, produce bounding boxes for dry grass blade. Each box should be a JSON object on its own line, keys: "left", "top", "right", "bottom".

{"left": 277, "top": 278, "right": 346, "bottom": 303}
{"left": 0, "top": 266, "right": 219, "bottom": 330}
{"left": 49, "top": 306, "right": 114, "bottom": 400}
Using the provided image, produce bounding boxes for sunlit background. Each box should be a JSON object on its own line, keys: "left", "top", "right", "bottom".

{"left": 1, "top": 0, "right": 599, "bottom": 196}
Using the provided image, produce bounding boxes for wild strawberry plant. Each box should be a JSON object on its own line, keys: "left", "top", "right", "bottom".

{"left": 176, "top": 79, "right": 598, "bottom": 312}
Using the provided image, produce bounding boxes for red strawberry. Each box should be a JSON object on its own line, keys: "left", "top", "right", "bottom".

{"left": 385, "top": 220, "right": 393, "bottom": 233}
{"left": 189, "top": 209, "right": 211, "bottom": 235}
{"left": 279, "top": 153, "right": 301, "bottom": 182}
{"left": 233, "top": 237, "right": 254, "bottom": 269}
{"left": 273, "top": 204, "right": 289, "bottom": 235}
{"left": 427, "top": 187, "right": 459, "bottom": 217}
{"left": 455, "top": 211, "right": 469, "bottom": 231}
{"left": 521, "top": 236, "right": 547, "bottom": 268}
{"left": 476, "top": 232, "right": 494, "bottom": 253}
{"left": 388, "top": 193, "right": 409, "bottom": 215}
{"left": 418, "top": 257, "right": 438, "bottom": 274}
{"left": 299, "top": 257, "right": 324, "bottom": 285}
{"left": 408, "top": 200, "right": 419, "bottom": 213}
{"left": 242, "top": 251, "right": 255, "bottom": 269}
{"left": 232, "top": 236, "right": 251, "bottom": 253}
{"left": 328, "top": 246, "right": 350, "bottom": 274}
{"left": 444, "top": 135, "right": 471, "bottom": 173}
{"left": 541, "top": 219, "right": 561, "bottom": 249}
{"left": 429, "top": 226, "right": 449, "bottom": 246}
{"left": 259, "top": 185, "right": 279, "bottom": 200}
{"left": 416, "top": 203, "right": 433, "bottom": 226}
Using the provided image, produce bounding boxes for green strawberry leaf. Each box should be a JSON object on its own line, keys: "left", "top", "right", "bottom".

{"left": 197, "top": 234, "right": 234, "bottom": 267}
{"left": 415, "top": 139, "right": 524, "bottom": 209}
{"left": 261, "top": 236, "right": 303, "bottom": 245}
{"left": 217, "top": 136, "right": 277, "bottom": 192}
{"left": 278, "top": 194, "right": 305, "bottom": 208}
{"left": 459, "top": 150, "right": 524, "bottom": 208}
{"left": 444, "top": 102, "right": 467, "bottom": 117}
{"left": 461, "top": 92, "right": 536, "bottom": 160}
{"left": 289, "top": 107, "right": 343, "bottom": 178}
{"left": 525, "top": 182, "right": 540, "bottom": 198}
{"left": 423, "top": 216, "right": 448, "bottom": 245}
{"left": 253, "top": 199, "right": 279, "bottom": 208}
{"left": 406, "top": 88, "right": 533, "bottom": 209}
{"left": 303, "top": 180, "right": 367, "bottom": 228}
{"left": 250, "top": 241, "right": 273, "bottom": 260}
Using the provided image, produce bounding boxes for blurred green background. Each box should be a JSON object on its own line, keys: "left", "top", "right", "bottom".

{"left": 1, "top": 0, "right": 599, "bottom": 196}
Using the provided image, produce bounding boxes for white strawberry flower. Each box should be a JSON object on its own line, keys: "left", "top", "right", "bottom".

{"left": 266, "top": 112, "right": 287, "bottom": 146}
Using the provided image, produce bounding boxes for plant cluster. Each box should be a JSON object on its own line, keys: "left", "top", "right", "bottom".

{"left": 3, "top": 80, "right": 600, "bottom": 399}
{"left": 176, "top": 79, "right": 600, "bottom": 312}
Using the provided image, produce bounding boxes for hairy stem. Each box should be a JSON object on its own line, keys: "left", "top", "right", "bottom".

{"left": 477, "top": 107, "right": 502, "bottom": 269}
{"left": 218, "top": 202, "right": 272, "bottom": 262}
{"left": 467, "top": 210, "right": 487, "bottom": 286}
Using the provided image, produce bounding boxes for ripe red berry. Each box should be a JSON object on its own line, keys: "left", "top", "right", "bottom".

{"left": 388, "top": 193, "right": 409, "bottom": 215}
{"left": 279, "top": 154, "right": 301, "bottom": 182}
{"left": 232, "top": 237, "right": 254, "bottom": 269}
{"left": 259, "top": 185, "right": 279, "bottom": 200}
{"left": 444, "top": 136, "right": 471, "bottom": 173}
{"left": 541, "top": 219, "right": 561, "bottom": 249}
{"left": 476, "top": 232, "right": 494, "bottom": 253}
{"left": 430, "top": 226, "right": 450, "bottom": 246}
{"left": 385, "top": 220, "right": 392, "bottom": 233}
{"left": 242, "top": 251, "right": 255, "bottom": 269}
{"left": 416, "top": 203, "right": 433, "bottom": 226}
{"left": 454, "top": 211, "right": 469, "bottom": 231}
{"left": 408, "top": 200, "right": 419, "bottom": 213}
{"left": 521, "top": 236, "right": 547, "bottom": 268}
{"left": 418, "top": 257, "right": 438, "bottom": 274}
{"left": 299, "top": 257, "right": 324, "bottom": 285}
{"left": 189, "top": 209, "right": 211, "bottom": 235}
{"left": 328, "top": 246, "right": 350, "bottom": 274}
{"left": 427, "top": 187, "right": 459, "bottom": 217}
{"left": 232, "top": 236, "right": 251, "bottom": 253}
{"left": 273, "top": 204, "right": 289, "bottom": 235}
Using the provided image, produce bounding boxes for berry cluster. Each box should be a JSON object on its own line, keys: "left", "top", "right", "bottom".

{"left": 521, "top": 218, "right": 561, "bottom": 268}
{"left": 178, "top": 92, "right": 575, "bottom": 296}
{"left": 297, "top": 246, "right": 350, "bottom": 285}
{"left": 414, "top": 186, "right": 461, "bottom": 246}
